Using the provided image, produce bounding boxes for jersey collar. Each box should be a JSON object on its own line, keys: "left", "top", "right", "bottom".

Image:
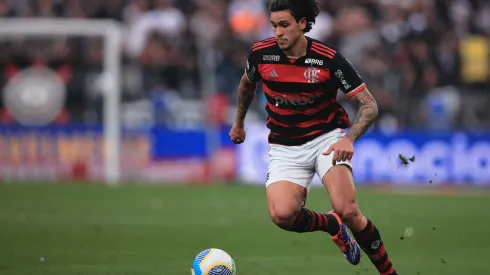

{"left": 279, "top": 36, "right": 313, "bottom": 65}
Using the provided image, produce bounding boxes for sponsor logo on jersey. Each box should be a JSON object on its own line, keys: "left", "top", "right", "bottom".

{"left": 246, "top": 61, "right": 258, "bottom": 82}
{"left": 334, "top": 69, "right": 351, "bottom": 90}
{"left": 334, "top": 69, "right": 343, "bottom": 78}
{"left": 263, "top": 55, "right": 280, "bottom": 62}
{"left": 305, "top": 58, "right": 324, "bottom": 66}
{"left": 269, "top": 70, "right": 279, "bottom": 78}
{"left": 274, "top": 93, "right": 322, "bottom": 106}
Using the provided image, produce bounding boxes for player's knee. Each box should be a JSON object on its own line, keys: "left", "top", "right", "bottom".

{"left": 269, "top": 205, "right": 299, "bottom": 229}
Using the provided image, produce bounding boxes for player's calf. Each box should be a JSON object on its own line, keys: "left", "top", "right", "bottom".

{"left": 352, "top": 220, "right": 398, "bottom": 275}
{"left": 289, "top": 208, "right": 340, "bottom": 235}
{"left": 322, "top": 176, "right": 397, "bottom": 273}
{"left": 333, "top": 205, "right": 367, "bottom": 232}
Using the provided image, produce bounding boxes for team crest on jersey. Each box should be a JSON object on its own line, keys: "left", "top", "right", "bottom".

{"left": 304, "top": 67, "right": 321, "bottom": 83}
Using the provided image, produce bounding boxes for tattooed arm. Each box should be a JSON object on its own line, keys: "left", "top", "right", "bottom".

{"left": 229, "top": 74, "right": 258, "bottom": 144}
{"left": 230, "top": 48, "right": 260, "bottom": 144}
{"left": 324, "top": 52, "right": 377, "bottom": 163}
{"left": 323, "top": 87, "right": 377, "bottom": 164}
{"left": 234, "top": 74, "right": 258, "bottom": 127}
{"left": 345, "top": 88, "right": 378, "bottom": 142}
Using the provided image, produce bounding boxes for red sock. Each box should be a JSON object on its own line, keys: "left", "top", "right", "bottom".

{"left": 353, "top": 220, "right": 397, "bottom": 275}
{"left": 290, "top": 208, "right": 340, "bottom": 236}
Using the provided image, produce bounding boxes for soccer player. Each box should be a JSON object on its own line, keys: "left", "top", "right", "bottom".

{"left": 229, "top": 0, "right": 398, "bottom": 274}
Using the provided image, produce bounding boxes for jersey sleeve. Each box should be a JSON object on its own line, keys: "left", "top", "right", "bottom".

{"left": 244, "top": 49, "right": 261, "bottom": 83}
{"left": 331, "top": 52, "right": 366, "bottom": 98}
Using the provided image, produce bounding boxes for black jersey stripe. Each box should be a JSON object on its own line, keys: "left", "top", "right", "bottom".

{"left": 263, "top": 80, "right": 330, "bottom": 94}
{"left": 265, "top": 104, "right": 335, "bottom": 124}
{"left": 267, "top": 120, "right": 345, "bottom": 138}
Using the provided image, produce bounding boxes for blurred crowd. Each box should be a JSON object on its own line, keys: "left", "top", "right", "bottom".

{"left": 0, "top": 0, "right": 489, "bottom": 131}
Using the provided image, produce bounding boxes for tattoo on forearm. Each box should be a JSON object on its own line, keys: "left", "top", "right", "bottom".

{"left": 345, "top": 88, "right": 378, "bottom": 142}
{"left": 235, "top": 78, "right": 256, "bottom": 126}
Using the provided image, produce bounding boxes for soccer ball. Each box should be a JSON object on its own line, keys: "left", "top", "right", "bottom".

{"left": 191, "top": 248, "right": 236, "bottom": 275}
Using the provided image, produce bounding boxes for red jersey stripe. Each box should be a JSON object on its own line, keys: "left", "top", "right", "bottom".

{"left": 259, "top": 64, "right": 331, "bottom": 83}
{"left": 310, "top": 48, "right": 334, "bottom": 59}
{"left": 311, "top": 43, "right": 336, "bottom": 55}
{"left": 253, "top": 40, "right": 276, "bottom": 48}
{"left": 311, "top": 44, "right": 335, "bottom": 56}
{"left": 268, "top": 111, "right": 336, "bottom": 128}
{"left": 254, "top": 37, "right": 275, "bottom": 46}
{"left": 253, "top": 39, "right": 276, "bottom": 50}
{"left": 311, "top": 45, "right": 335, "bottom": 59}
{"left": 346, "top": 83, "right": 366, "bottom": 98}
{"left": 253, "top": 42, "right": 276, "bottom": 51}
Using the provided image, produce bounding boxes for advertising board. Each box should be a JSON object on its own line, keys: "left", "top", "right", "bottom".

{"left": 0, "top": 125, "right": 235, "bottom": 183}
{"left": 237, "top": 124, "right": 490, "bottom": 186}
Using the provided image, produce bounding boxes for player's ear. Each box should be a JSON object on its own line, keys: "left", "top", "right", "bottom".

{"left": 298, "top": 17, "right": 307, "bottom": 31}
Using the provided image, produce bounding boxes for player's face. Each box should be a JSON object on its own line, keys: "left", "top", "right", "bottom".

{"left": 270, "top": 11, "right": 307, "bottom": 51}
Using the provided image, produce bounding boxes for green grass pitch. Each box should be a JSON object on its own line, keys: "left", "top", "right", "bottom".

{"left": 1, "top": 183, "right": 489, "bottom": 275}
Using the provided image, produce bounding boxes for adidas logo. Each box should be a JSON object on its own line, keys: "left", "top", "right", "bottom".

{"left": 269, "top": 70, "right": 279, "bottom": 78}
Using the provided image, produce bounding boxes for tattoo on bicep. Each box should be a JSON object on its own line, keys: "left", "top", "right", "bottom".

{"left": 345, "top": 88, "right": 378, "bottom": 142}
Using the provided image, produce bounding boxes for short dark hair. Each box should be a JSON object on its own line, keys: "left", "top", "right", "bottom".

{"left": 269, "top": 0, "right": 320, "bottom": 33}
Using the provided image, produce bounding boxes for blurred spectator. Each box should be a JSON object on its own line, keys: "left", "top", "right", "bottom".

{"left": 125, "top": 0, "right": 186, "bottom": 58}
{"left": 0, "top": 0, "right": 488, "bottom": 131}
{"left": 228, "top": 0, "right": 269, "bottom": 42}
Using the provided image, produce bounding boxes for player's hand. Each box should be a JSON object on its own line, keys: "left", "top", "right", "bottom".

{"left": 229, "top": 123, "right": 246, "bottom": 144}
{"left": 323, "top": 137, "right": 354, "bottom": 165}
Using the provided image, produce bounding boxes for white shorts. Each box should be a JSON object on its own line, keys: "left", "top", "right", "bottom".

{"left": 265, "top": 128, "right": 352, "bottom": 190}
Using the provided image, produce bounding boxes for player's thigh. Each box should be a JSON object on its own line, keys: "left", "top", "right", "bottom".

{"left": 266, "top": 180, "right": 306, "bottom": 222}
{"left": 315, "top": 129, "right": 355, "bottom": 212}
{"left": 321, "top": 164, "right": 357, "bottom": 211}
{"left": 315, "top": 129, "right": 352, "bottom": 180}
{"left": 266, "top": 146, "right": 315, "bottom": 220}
{"left": 314, "top": 130, "right": 356, "bottom": 208}
{"left": 266, "top": 144, "right": 315, "bottom": 194}
{"left": 266, "top": 165, "right": 313, "bottom": 220}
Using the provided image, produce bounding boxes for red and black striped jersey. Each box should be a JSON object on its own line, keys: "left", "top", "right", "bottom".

{"left": 244, "top": 36, "right": 367, "bottom": 146}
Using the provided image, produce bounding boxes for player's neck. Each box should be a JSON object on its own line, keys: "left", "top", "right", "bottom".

{"left": 283, "top": 35, "right": 307, "bottom": 57}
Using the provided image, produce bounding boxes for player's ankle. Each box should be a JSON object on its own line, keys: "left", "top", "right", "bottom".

{"left": 340, "top": 212, "right": 367, "bottom": 233}
{"left": 325, "top": 213, "right": 341, "bottom": 235}
{"left": 349, "top": 219, "right": 369, "bottom": 233}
